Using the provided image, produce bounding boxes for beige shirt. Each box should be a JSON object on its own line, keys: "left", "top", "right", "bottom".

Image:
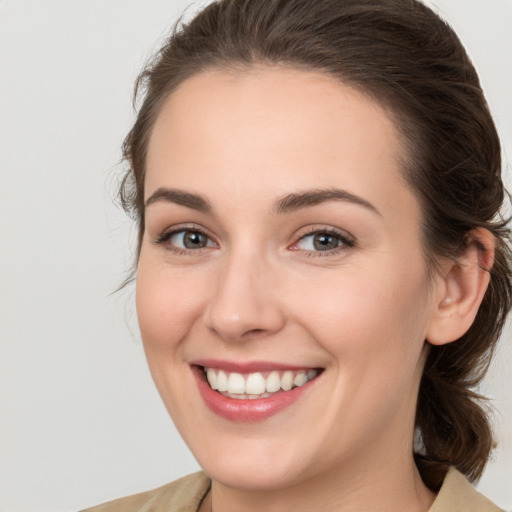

{"left": 82, "top": 467, "right": 503, "bottom": 512}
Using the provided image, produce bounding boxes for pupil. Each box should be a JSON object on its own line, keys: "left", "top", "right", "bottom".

{"left": 184, "top": 231, "right": 207, "bottom": 248}
{"left": 313, "top": 233, "right": 339, "bottom": 251}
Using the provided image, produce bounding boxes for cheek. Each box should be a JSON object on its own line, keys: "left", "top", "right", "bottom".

{"left": 135, "top": 257, "right": 206, "bottom": 354}
{"left": 291, "top": 264, "right": 431, "bottom": 437}
{"left": 135, "top": 256, "right": 210, "bottom": 421}
{"left": 290, "top": 259, "right": 431, "bottom": 369}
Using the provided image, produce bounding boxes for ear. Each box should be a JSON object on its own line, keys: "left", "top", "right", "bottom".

{"left": 426, "top": 228, "right": 495, "bottom": 346}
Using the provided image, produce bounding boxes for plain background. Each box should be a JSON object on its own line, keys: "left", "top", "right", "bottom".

{"left": 1, "top": 1, "right": 511, "bottom": 511}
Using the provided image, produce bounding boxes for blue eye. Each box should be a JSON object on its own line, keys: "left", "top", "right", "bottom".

{"left": 294, "top": 230, "right": 354, "bottom": 252}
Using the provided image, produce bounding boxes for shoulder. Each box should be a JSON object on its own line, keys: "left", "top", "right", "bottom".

{"left": 80, "top": 472, "right": 211, "bottom": 512}
{"left": 429, "top": 467, "right": 504, "bottom": 512}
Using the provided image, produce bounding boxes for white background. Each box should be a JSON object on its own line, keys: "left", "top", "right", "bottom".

{"left": 1, "top": 1, "right": 511, "bottom": 511}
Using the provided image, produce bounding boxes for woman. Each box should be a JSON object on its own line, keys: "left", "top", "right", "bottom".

{"left": 83, "top": 0, "right": 511, "bottom": 510}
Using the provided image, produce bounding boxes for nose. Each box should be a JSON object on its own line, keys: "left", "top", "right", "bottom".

{"left": 203, "top": 252, "right": 286, "bottom": 342}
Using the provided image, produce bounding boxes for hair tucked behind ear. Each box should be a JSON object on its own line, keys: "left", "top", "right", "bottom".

{"left": 414, "top": 239, "right": 511, "bottom": 488}
{"left": 120, "top": 0, "right": 512, "bottom": 489}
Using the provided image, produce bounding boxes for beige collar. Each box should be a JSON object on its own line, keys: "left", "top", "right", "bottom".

{"left": 81, "top": 467, "right": 503, "bottom": 512}
{"left": 428, "top": 467, "right": 503, "bottom": 512}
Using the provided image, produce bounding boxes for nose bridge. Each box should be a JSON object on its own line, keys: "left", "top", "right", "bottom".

{"left": 204, "top": 244, "right": 284, "bottom": 341}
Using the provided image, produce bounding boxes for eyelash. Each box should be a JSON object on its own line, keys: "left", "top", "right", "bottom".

{"left": 291, "top": 227, "right": 355, "bottom": 258}
{"left": 154, "top": 225, "right": 215, "bottom": 256}
{"left": 154, "top": 226, "right": 355, "bottom": 257}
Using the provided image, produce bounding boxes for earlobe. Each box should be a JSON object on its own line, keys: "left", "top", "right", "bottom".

{"left": 426, "top": 228, "right": 495, "bottom": 346}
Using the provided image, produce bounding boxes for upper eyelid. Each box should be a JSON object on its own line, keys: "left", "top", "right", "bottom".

{"left": 153, "top": 223, "right": 355, "bottom": 249}
{"left": 293, "top": 226, "right": 355, "bottom": 242}
{"left": 289, "top": 226, "right": 356, "bottom": 252}
{"left": 155, "top": 224, "right": 216, "bottom": 246}
{"left": 159, "top": 223, "right": 212, "bottom": 238}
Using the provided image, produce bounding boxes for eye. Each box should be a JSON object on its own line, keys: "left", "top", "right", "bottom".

{"left": 156, "top": 228, "right": 216, "bottom": 251}
{"left": 173, "top": 230, "right": 212, "bottom": 249}
{"left": 291, "top": 229, "right": 355, "bottom": 254}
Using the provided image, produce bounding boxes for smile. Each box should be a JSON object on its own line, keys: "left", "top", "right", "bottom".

{"left": 191, "top": 362, "right": 323, "bottom": 422}
{"left": 204, "top": 367, "right": 319, "bottom": 399}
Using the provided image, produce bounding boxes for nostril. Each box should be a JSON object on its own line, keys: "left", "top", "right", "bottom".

{"left": 244, "top": 328, "right": 265, "bottom": 336}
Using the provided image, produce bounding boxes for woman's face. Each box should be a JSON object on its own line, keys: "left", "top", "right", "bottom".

{"left": 137, "top": 67, "right": 441, "bottom": 490}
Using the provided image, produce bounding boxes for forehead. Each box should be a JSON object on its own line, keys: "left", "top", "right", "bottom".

{"left": 145, "top": 65, "right": 418, "bottom": 221}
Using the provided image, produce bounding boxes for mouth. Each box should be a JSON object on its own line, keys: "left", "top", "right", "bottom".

{"left": 202, "top": 366, "right": 320, "bottom": 399}
{"left": 191, "top": 362, "right": 324, "bottom": 422}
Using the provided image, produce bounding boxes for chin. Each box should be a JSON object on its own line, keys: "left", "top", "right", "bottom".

{"left": 197, "top": 450, "right": 309, "bottom": 492}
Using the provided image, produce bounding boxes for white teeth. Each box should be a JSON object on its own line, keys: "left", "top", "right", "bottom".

{"left": 281, "top": 371, "right": 294, "bottom": 391}
{"left": 245, "top": 372, "right": 266, "bottom": 394}
{"left": 204, "top": 367, "right": 319, "bottom": 397}
{"left": 227, "top": 372, "right": 245, "bottom": 394}
{"left": 293, "top": 371, "right": 307, "bottom": 387}
{"left": 206, "top": 368, "right": 218, "bottom": 390}
{"left": 216, "top": 370, "right": 228, "bottom": 392}
{"left": 225, "top": 392, "right": 272, "bottom": 400}
{"left": 265, "top": 371, "right": 281, "bottom": 393}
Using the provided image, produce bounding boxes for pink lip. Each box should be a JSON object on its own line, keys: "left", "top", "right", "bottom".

{"left": 191, "top": 364, "right": 321, "bottom": 423}
{"left": 190, "top": 358, "right": 312, "bottom": 373}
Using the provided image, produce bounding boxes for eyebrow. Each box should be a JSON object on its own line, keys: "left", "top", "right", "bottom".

{"left": 144, "top": 187, "right": 380, "bottom": 216}
{"left": 145, "top": 188, "right": 212, "bottom": 213}
{"left": 273, "top": 188, "right": 381, "bottom": 216}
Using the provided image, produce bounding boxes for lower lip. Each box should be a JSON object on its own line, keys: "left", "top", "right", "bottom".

{"left": 191, "top": 365, "right": 319, "bottom": 422}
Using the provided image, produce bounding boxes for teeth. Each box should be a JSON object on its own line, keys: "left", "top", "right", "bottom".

{"left": 281, "top": 371, "right": 294, "bottom": 391}
{"left": 265, "top": 371, "right": 281, "bottom": 392}
{"left": 227, "top": 372, "right": 245, "bottom": 394}
{"left": 224, "top": 392, "right": 273, "bottom": 400}
{"left": 204, "top": 367, "right": 319, "bottom": 397}
{"left": 293, "top": 372, "right": 307, "bottom": 387}
{"left": 206, "top": 368, "right": 218, "bottom": 390}
{"left": 217, "top": 370, "right": 228, "bottom": 392}
{"left": 245, "top": 372, "right": 266, "bottom": 394}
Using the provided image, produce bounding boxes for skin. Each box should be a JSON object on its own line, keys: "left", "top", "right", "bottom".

{"left": 136, "top": 66, "right": 492, "bottom": 512}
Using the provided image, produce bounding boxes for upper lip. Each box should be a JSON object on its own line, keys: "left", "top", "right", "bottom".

{"left": 190, "top": 359, "right": 320, "bottom": 373}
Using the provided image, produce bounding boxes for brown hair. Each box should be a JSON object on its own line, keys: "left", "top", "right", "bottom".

{"left": 120, "top": 0, "right": 511, "bottom": 490}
